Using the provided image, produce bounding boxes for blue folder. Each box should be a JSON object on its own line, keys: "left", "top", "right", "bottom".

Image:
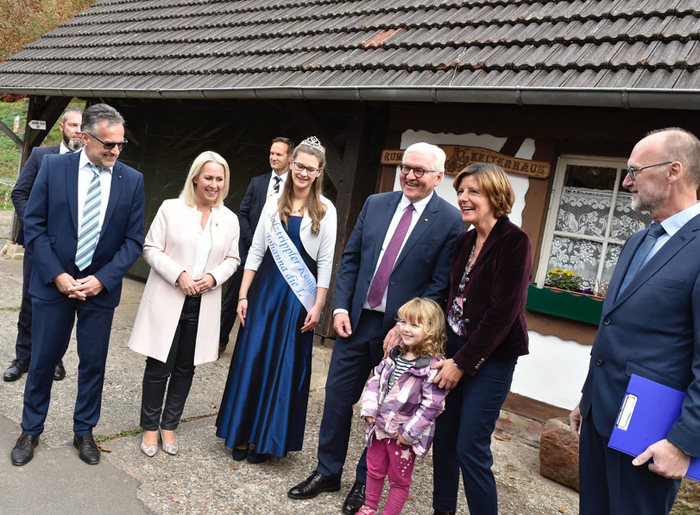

{"left": 608, "top": 374, "right": 700, "bottom": 482}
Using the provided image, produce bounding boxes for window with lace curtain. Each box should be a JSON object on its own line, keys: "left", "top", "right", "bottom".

{"left": 535, "top": 156, "right": 651, "bottom": 295}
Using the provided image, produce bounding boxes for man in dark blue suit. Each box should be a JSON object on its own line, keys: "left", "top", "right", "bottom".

{"left": 219, "top": 137, "right": 293, "bottom": 354}
{"left": 289, "top": 142, "right": 463, "bottom": 514}
{"left": 10, "top": 103, "right": 145, "bottom": 467}
{"left": 4, "top": 107, "right": 83, "bottom": 383}
{"left": 570, "top": 128, "right": 700, "bottom": 514}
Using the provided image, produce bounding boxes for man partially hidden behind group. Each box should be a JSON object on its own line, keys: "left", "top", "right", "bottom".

{"left": 570, "top": 127, "right": 700, "bottom": 514}
{"left": 4, "top": 107, "right": 83, "bottom": 383}
{"left": 288, "top": 142, "right": 463, "bottom": 514}
{"left": 10, "top": 103, "right": 145, "bottom": 466}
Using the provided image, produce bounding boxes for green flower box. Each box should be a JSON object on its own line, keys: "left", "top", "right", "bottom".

{"left": 526, "top": 284, "right": 604, "bottom": 326}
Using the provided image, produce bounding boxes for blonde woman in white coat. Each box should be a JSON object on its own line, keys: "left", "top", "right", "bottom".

{"left": 216, "top": 137, "right": 337, "bottom": 464}
{"left": 129, "top": 151, "right": 240, "bottom": 457}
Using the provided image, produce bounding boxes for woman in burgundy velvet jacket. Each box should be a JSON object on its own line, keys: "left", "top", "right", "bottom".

{"left": 431, "top": 163, "right": 532, "bottom": 515}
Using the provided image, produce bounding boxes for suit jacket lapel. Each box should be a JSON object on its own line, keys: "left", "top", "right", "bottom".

{"left": 394, "top": 193, "right": 439, "bottom": 269}
{"left": 371, "top": 193, "right": 401, "bottom": 268}
{"left": 66, "top": 153, "right": 80, "bottom": 233}
{"left": 604, "top": 232, "right": 642, "bottom": 310}
{"left": 469, "top": 216, "right": 507, "bottom": 271}
{"left": 610, "top": 218, "right": 700, "bottom": 309}
{"left": 102, "top": 163, "right": 124, "bottom": 231}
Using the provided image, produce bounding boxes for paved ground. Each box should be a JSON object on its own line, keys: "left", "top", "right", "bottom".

{"left": 0, "top": 210, "right": 580, "bottom": 514}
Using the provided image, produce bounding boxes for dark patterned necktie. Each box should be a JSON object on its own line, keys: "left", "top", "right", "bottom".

{"left": 273, "top": 175, "right": 282, "bottom": 194}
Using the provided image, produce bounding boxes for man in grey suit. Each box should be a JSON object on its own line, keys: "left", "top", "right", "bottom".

{"left": 570, "top": 128, "right": 700, "bottom": 515}
{"left": 4, "top": 107, "right": 83, "bottom": 382}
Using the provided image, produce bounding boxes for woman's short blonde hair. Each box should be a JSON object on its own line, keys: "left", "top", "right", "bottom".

{"left": 452, "top": 162, "right": 514, "bottom": 218}
{"left": 396, "top": 298, "right": 447, "bottom": 358}
{"left": 181, "top": 151, "right": 230, "bottom": 208}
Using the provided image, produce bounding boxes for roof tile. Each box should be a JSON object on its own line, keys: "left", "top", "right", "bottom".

{"left": 0, "top": 0, "right": 697, "bottom": 101}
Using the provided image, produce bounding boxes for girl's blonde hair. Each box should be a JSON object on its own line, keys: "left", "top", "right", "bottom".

{"left": 278, "top": 141, "right": 327, "bottom": 235}
{"left": 181, "top": 150, "right": 230, "bottom": 208}
{"left": 397, "top": 298, "right": 447, "bottom": 358}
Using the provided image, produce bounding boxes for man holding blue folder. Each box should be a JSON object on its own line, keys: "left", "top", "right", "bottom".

{"left": 569, "top": 128, "right": 700, "bottom": 514}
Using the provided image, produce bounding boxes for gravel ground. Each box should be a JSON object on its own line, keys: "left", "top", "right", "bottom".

{"left": 0, "top": 210, "right": 580, "bottom": 514}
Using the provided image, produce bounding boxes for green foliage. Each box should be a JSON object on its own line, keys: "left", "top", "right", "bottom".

{"left": 0, "top": 98, "right": 85, "bottom": 209}
{"left": 0, "top": 0, "right": 95, "bottom": 62}
{"left": 546, "top": 268, "right": 583, "bottom": 292}
{"left": 0, "top": 98, "right": 29, "bottom": 182}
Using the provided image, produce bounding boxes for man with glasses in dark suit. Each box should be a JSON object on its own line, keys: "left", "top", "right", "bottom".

{"left": 10, "top": 103, "right": 144, "bottom": 467}
{"left": 570, "top": 128, "right": 700, "bottom": 515}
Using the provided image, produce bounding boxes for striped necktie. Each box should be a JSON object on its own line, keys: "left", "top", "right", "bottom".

{"left": 75, "top": 164, "right": 102, "bottom": 271}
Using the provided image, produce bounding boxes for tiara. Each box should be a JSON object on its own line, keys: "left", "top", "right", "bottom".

{"left": 299, "top": 136, "right": 325, "bottom": 154}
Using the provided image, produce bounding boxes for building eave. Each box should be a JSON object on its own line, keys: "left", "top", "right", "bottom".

{"left": 2, "top": 86, "right": 699, "bottom": 110}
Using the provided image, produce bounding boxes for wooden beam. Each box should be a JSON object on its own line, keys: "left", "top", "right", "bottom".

{"left": 20, "top": 96, "right": 71, "bottom": 169}
{"left": 0, "top": 120, "right": 22, "bottom": 148}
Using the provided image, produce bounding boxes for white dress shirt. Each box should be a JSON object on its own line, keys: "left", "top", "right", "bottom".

{"left": 648, "top": 201, "right": 700, "bottom": 266}
{"left": 192, "top": 206, "right": 216, "bottom": 277}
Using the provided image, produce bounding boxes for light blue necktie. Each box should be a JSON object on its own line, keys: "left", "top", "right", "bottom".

{"left": 617, "top": 223, "right": 666, "bottom": 298}
{"left": 75, "top": 164, "right": 102, "bottom": 271}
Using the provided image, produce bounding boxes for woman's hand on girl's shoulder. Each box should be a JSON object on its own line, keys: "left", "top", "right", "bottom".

{"left": 431, "top": 359, "right": 464, "bottom": 390}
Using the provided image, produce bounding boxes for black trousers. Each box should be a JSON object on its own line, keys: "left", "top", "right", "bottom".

{"left": 140, "top": 296, "right": 201, "bottom": 431}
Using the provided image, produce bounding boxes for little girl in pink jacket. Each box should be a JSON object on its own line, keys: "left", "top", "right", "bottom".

{"left": 359, "top": 298, "right": 449, "bottom": 515}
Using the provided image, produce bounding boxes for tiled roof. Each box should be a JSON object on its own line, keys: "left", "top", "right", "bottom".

{"left": 0, "top": 0, "right": 698, "bottom": 108}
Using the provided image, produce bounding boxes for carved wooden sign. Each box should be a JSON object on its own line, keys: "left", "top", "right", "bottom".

{"left": 381, "top": 145, "right": 550, "bottom": 179}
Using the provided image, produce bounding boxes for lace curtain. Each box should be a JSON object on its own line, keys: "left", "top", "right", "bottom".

{"left": 546, "top": 187, "right": 650, "bottom": 290}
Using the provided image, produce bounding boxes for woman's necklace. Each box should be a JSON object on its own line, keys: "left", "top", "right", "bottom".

{"left": 292, "top": 207, "right": 303, "bottom": 214}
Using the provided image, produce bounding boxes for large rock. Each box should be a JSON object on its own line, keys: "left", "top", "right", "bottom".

{"left": 539, "top": 417, "right": 579, "bottom": 491}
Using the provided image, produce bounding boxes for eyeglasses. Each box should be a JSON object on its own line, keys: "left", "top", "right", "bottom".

{"left": 626, "top": 161, "right": 673, "bottom": 180}
{"left": 292, "top": 161, "right": 320, "bottom": 175}
{"left": 400, "top": 165, "right": 436, "bottom": 178}
{"left": 85, "top": 132, "right": 128, "bottom": 151}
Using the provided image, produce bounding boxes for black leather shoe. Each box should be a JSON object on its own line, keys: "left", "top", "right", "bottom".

{"left": 288, "top": 471, "right": 341, "bottom": 499}
{"left": 433, "top": 511, "right": 456, "bottom": 515}
{"left": 53, "top": 360, "right": 66, "bottom": 381}
{"left": 11, "top": 433, "right": 39, "bottom": 466}
{"left": 73, "top": 434, "right": 100, "bottom": 465}
{"left": 4, "top": 359, "right": 29, "bottom": 382}
{"left": 342, "top": 480, "right": 366, "bottom": 515}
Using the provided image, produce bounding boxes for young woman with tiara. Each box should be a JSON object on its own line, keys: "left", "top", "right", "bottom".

{"left": 216, "top": 137, "right": 337, "bottom": 463}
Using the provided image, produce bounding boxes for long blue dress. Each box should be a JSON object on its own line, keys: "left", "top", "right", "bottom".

{"left": 216, "top": 216, "right": 316, "bottom": 457}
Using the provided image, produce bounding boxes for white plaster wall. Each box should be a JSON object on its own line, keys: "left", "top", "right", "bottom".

{"left": 511, "top": 332, "right": 591, "bottom": 409}
{"left": 393, "top": 129, "right": 591, "bottom": 409}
